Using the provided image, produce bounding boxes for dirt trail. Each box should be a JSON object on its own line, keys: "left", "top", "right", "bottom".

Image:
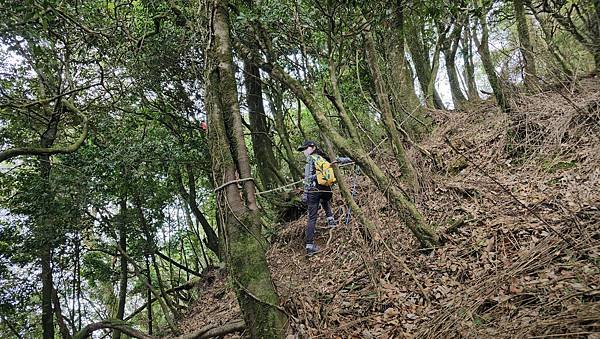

{"left": 177, "top": 77, "right": 600, "bottom": 338}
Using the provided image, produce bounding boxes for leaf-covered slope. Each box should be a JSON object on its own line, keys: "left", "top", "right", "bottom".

{"left": 177, "top": 77, "right": 600, "bottom": 338}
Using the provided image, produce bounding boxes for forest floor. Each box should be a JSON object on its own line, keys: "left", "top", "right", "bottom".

{"left": 177, "top": 77, "right": 600, "bottom": 338}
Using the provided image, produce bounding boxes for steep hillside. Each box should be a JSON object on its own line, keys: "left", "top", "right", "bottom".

{"left": 177, "top": 77, "right": 600, "bottom": 338}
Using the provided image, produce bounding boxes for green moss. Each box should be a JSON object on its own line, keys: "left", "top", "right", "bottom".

{"left": 543, "top": 160, "right": 577, "bottom": 173}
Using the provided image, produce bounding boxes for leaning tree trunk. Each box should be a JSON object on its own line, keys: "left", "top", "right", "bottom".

{"left": 533, "top": 11, "right": 573, "bottom": 77}
{"left": 514, "top": 0, "right": 538, "bottom": 90}
{"left": 266, "top": 63, "right": 438, "bottom": 248}
{"left": 475, "top": 4, "right": 511, "bottom": 113}
{"left": 541, "top": 0, "right": 600, "bottom": 71}
{"left": 206, "top": 1, "right": 287, "bottom": 336}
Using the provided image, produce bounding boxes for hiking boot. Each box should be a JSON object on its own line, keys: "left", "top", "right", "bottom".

{"left": 306, "top": 243, "right": 320, "bottom": 256}
{"left": 326, "top": 217, "right": 337, "bottom": 229}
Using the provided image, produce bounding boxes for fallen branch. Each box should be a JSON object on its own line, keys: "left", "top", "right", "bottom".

{"left": 73, "top": 319, "right": 156, "bottom": 339}
{"left": 173, "top": 319, "right": 245, "bottom": 339}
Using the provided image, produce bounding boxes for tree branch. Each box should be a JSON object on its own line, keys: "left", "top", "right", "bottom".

{"left": 73, "top": 320, "right": 156, "bottom": 339}
{"left": 0, "top": 99, "right": 88, "bottom": 163}
{"left": 173, "top": 319, "right": 245, "bottom": 339}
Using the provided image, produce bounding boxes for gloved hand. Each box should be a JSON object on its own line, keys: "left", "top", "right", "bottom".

{"left": 302, "top": 192, "right": 308, "bottom": 203}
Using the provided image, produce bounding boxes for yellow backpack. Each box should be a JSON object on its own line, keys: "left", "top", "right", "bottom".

{"left": 311, "top": 154, "right": 336, "bottom": 186}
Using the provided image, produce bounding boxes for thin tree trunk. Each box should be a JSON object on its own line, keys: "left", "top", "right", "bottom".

{"left": 39, "top": 106, "right": 61, "bottom": 339}
{"left": 441, "top": 20, "right": 467, "bottom": 109}
{"left": 156, "top": 252, "right": 202, "bottom": 278}
{"left": 113, "top": 199, "right": 128, "bottom": 339}
{"left": 267, "top": 86, "right": 303, "bottom": 179}
{"left": 542, "top": 1, "right": 600, "bottom": 71}
{"left": 174, "top": 166, "right": 219, "bottom": 256}
{"left": 144, "top": 257, "right": 153, "bottom": 335}
{"left": 533, "top": 11, "right": 573, "bottom": 77}
{"left": 325, "top": 16, "right": 360, "bottom": 140}
{"left": 181, "top": 200, "right": 209, "bottom": 268}
{"left": 134, "top": 199, "right": 180, "bottom": 320}
{"left": 206, "top": 1, "right": 288, "bottom": 336}
{"left": 244, "top": 59, "right": 283, "bottom": 190}
{"left": 323, "top": 137, "right": 377, "bottom": 239}
{"left": 461, "top": 19, "right": 480, "bottom": 101}
{"left": 406, "top": 18, "right": 445, "bottom": 109}
{"left": 475, "top": 4, "right": 511, "bottom": 112}
{"left": 514, "top": 0, "right": 538, "bottom": 89}
{"left": 52, "top": 288, "right": 72, "bottom": 339}
{"left": 74, "top": 320, "right": 155, "bottom": 339}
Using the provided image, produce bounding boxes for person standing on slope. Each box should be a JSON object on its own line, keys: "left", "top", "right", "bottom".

{"left": 297, "top": 140, "right": 352, "bottom": 256}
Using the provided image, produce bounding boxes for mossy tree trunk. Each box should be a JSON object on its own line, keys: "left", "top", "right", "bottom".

{"left": 206, "top": 0, "right": 287, "bottom": 337}
{"left": 266, "top": 63, "right": 438, "bottom": 248}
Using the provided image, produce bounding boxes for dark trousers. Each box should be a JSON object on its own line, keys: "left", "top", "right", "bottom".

{"left": 305, "top": 190, "right": 333, "bottom": 244}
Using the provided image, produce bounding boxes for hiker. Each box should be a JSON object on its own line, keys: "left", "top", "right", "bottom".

{"left": 297, "top": 140, "right": 352, "bottom": 256}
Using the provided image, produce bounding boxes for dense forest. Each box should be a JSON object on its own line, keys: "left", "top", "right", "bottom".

{"left": 0, "top": 0, "right": 599, "bottom": 338}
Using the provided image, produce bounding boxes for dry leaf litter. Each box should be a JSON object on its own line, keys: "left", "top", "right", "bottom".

{"left": 176, "top": 76, "right": 600, "bottom": 338}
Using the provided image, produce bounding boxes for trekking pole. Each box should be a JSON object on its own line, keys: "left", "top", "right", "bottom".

{"left": 344, "top": 165, "right": 360, "bottom": 224}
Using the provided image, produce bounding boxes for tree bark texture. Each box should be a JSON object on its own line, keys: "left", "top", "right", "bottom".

{"left": 206, "top": 1, "right": 288, "bottom": 337}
